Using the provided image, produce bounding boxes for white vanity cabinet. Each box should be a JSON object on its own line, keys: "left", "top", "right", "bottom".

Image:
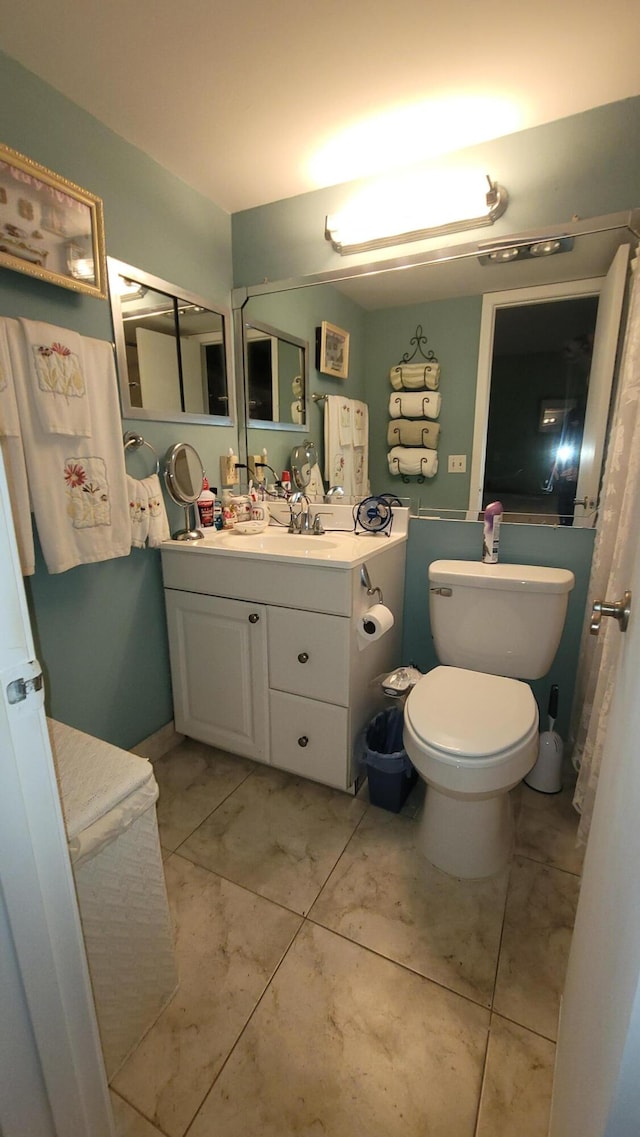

{"left": 164, "top": 591, "right": 269, "bottom": 762}
{"left": 161, "top": 527, "right": 407, "bottom": 792}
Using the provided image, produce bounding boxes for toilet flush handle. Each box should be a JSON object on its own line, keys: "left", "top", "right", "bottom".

{"left": 590, "top": 591, "right": 632, "bottom": 635}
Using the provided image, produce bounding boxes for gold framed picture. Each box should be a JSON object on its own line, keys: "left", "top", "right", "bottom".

{"left": 0, "top": 143, "right": 107, "bottom": 299}
{"left": 317, "top": 320, "right": 350, "bottom": 379}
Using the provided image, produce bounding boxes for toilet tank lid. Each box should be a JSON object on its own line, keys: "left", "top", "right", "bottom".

{"left": 429, "top": 560, "right": 575, "bottom": 594}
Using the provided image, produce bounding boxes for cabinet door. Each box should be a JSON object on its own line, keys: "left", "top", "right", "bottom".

{"left": 164, "top": 589, "right": 269, "bottom": 762}
{"left": 268, "top": 607, "right": 350, "bottom": 705}
{"left": 269, "top": 690, "right": 350, "bottom": 790}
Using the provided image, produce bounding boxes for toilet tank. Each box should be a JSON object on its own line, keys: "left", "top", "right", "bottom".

{"left": 428, "top": 560, "right": 575, "bottom": 679}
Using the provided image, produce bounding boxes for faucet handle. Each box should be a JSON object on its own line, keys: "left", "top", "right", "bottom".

{"left": 312, "top": 511, "right": 332, "bottom": 535}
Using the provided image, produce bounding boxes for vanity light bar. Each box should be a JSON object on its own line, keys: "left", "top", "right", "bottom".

{"left": 325, "top": 177, "right": 509, "bottom": 256}
{"left": 477, "top": 235, "right": 574, "bottom": 266}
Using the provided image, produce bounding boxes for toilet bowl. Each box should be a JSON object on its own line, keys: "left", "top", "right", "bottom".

{"left": 404, "top": 667, "right": 539, "bottom": 878}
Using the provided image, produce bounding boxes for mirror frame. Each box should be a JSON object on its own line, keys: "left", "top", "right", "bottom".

{"left": 243, "top": 316, "right": 309, "bottom": 431}
{"left": 108, "top": 256, "right": 235, "bottom": 427}
{"left": 232, "top": 209, "right": 639, "bottom": 517}
{"left": 164, "top": 442, "right": 204, "bottom": 505}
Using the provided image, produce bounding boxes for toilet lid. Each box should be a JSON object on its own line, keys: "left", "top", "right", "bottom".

{"left": 405, "top": 666, "right": 538, "bottom": 759}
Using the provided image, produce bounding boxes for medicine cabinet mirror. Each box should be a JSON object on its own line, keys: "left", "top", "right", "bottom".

{"left": 109, "top": 257, "right": 234, "bottom": 426}
{"left": 244, "top": 317, "right": 308, "bottom": 430}
{"left": 233, "top": 208, "right": 639, "bottom": 524}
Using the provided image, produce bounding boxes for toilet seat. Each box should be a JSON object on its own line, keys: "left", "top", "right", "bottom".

{"left": 405, "top": 665, "right": 538, "bottom": 766}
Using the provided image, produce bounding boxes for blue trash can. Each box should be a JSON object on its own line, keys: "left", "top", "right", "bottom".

{"left": 362, "top": 706, "right": 417, "bottom": 813}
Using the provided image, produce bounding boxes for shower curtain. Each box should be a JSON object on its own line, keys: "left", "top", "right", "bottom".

{"left": 572, "top": 254, "right": 640, "bottom": 844}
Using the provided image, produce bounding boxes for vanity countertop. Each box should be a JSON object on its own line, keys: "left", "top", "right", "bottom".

{"left": 160, "top": 525, "right": 406, "bottom": 568}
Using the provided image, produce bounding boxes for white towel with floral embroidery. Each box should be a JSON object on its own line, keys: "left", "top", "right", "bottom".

{"left": 140, "top": 474, "right": 170, "bottom": 547}
{"left": 0, "top": 319, "right": 34, "bottom": 575}
{"left": 18, "top": 319, "right": 92, "bottom": 436}
{"left": 9, "top": 323, "right": 130, "bottom": 573}
{"left": 127, "top": 476, "right": 150, "bottom": 548}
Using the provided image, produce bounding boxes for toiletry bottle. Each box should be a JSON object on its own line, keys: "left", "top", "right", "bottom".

{"left": 221, "top": 487, "right": 234, "bottom": 529}
{"left": 281, "top": 470, "right": 292, "bottom": 494}
{"left": 197, "top": 477, "right": 215, "bottom": 527}
{"left": 213, "top": 487, "right": 223, "bottom": 530}
{"left": 482, "top": 500, "right": 504, "bottom": 563}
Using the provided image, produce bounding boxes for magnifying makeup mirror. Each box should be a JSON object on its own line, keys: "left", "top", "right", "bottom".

{"left": 291, "top": 440, "right": 318, "bottom": 491}
{"left": 164, "top": 442, "right": 205, "bottom": 541}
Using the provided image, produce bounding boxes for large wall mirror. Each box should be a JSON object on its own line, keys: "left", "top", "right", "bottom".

{"left": 109, "top": 257, "right": 234, "bottom": 426}
{"left": 233, "top": 209, "right": 639, "bottom": 523}
{"left": 244, "top": 317, "right": 308, "bottom": 429}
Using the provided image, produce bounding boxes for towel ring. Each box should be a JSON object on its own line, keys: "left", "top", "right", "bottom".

{"left": 123, "top": 430, "right": 160, "bottom": 475}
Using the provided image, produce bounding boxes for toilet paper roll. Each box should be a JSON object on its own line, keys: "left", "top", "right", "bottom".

{"left": 358, "top": 603, "right": 394, "bottom": 649}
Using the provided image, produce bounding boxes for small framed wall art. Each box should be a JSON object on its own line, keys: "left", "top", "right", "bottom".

{"left": 0, "top": 143, "right": 107, "bottom": 299}
{"left": 316, "top": 320, "right": 350, "bottom": 379}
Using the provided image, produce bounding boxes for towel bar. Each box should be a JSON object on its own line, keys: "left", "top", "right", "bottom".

{"left": 123, "top": 430, "right": 160, "bottom": 475}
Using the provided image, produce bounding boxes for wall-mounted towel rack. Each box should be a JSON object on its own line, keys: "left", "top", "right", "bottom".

{"left": 311, "top": 392, "right": 328, "bottom": 405}
{"left": 123, "top": 430, "right": 160, "bottom": 475}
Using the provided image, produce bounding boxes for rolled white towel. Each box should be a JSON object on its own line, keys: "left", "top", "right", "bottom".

{"left": 388, "top": 391, "right": 441, "bottom": 420}
{"left": 387, "top": 446, "right": 438, "bottom": 478}
{"left": 389, "top": 361, "right": 440, "bottom": 390}
{"left": 387, "top": 419, "right": 440, "bottom": 449}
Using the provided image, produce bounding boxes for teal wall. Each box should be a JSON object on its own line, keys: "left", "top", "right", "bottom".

{"left": 365, "top": 296, "right": 482, "bottom": 511}
{"left": 403, "top": 518, "right": 595, "bottom": 741}
{"left": 0, "top": 52, "right": 234, "bottom": 747}
{"left": 232, "top": 97, "right": 640, "bottom": 285}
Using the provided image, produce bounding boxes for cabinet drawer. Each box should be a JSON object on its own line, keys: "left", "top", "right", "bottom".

{"left": 268, "top": 607, "right": 350, "bottom": 705}
{"left": 269, "top": 691, "right": 350, "bottom": 790}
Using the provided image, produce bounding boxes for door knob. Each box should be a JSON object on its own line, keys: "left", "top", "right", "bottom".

{"left": 590, "top": 591, "right": 632, "bottom": 635}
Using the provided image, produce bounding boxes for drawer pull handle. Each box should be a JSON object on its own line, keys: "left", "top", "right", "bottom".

{"left": 248, "top": 613, "right": 260, "bottom": 624}
{"left": 298, "top": 735, "right": 309, "bottom": 747}
{"left": 297, "top": 652, "right": 309, "bottom": 664}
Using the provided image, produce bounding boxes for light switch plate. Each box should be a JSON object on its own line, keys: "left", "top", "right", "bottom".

{"left": 448, "top": 454, "right": 467, "bottom": 473}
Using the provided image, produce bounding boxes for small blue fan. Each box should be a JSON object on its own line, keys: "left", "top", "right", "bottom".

{"left": 354, "top": 495, "right": 394, "bottom": 535}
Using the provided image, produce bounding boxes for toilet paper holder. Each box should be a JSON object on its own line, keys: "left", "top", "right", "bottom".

{"left": 360, "top": 563, "right": 383, "bottom": 605}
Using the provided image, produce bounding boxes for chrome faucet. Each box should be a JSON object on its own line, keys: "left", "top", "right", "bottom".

{"left": 288, "top": 493, "right": 311, "bottom": 533}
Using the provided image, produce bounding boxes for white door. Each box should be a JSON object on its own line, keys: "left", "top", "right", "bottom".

{"left": 468, "top": 249, "right": 630, "bottom": 520}
{"left": 573, "top": 244, "right": 629, "bottom": 524}
{"left": 0, "top": 451, "right": 114, "bottom": 1136}
{"left": 550, "top": 524, "right": 640, "bottom": 1136}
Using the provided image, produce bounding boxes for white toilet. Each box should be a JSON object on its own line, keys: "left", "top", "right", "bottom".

{"left": 403, "top": 560, "right": 575, "bottom": 879}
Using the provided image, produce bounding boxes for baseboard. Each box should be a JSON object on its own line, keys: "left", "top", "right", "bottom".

{"left": 130, "top": 721, "right": 185, "bottom": 763}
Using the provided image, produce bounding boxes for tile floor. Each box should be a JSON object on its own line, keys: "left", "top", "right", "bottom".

{"left": 110, "top": 740, "right": 583, "bottom": 1137}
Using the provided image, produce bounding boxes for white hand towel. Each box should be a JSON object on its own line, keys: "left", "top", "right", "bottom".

{"left": 306, "top": 462, "right": 325, "bottom": 499}
{"left": 353, "top": 400, "right": 367, "bottom": 444}
{"left": 127, "top": 476, "right": 150, "bottom": 548}
{"left": 389, "top": 391, "right": 441, "bottom": 420}
{"left": 140, "top": 474, "right": 170, "bottom": 547}
{"left": 9, "top": 324, "right": 130, "bottom": 574}
{"left": 18, "top": 319, "right": 91, "bottom": 436}
{"left": 389, "top": 361, "right": 441, "bottom": 390}
{"left": 387, "top": 446, "right": 439, "bottom": 478}
{"left": 338, "top": 397, "right": 352, "bottom": 445}
{"left": 0, "top": 320, "right": 34, "bottom": 575}
{"left": 387, "top": 419, "right": 441, "bottom": 449}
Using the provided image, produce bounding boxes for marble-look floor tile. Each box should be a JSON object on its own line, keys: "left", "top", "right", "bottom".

{"left": 310, "top": 808, "right": 509, "bottom": 1005}
{"left": 494, "top": 857, "right": 580, "bottom": 1040}
{"left": 111, "top": 1091, "right": 166, "bottom": 1137}
{"left": 475, "top": 1015, "right": 556, "bottom": 1137}
{"left": 516, "top": 783, "right": 584, "bottom": 876}
{"left": 112, "top": 854, "right": 301, "bottom": 1137}
{"left": 153, "top": 739, "right": 254, "bottom": 851}
{"left": 187, "top": 922, "right": 490, "bottom": 1137}
{"left": 179, "top": 763, "right": 367, "bottom": 914}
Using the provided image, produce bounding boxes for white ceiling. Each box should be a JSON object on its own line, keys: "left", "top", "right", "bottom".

{"left": 1, "top": 0, "right": 638, "bottom": 214}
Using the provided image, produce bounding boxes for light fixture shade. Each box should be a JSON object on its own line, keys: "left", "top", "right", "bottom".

{"left": 325, "top": 173, "right": 508, "bottom": 255}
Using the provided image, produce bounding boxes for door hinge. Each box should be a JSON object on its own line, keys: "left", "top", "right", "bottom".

{"left": 7, "top": 671, "right": 44, "bottom": 705}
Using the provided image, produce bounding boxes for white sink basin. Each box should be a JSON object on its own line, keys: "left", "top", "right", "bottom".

{"left": 216, "top": 532, "right": 338, "bottom": 555}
